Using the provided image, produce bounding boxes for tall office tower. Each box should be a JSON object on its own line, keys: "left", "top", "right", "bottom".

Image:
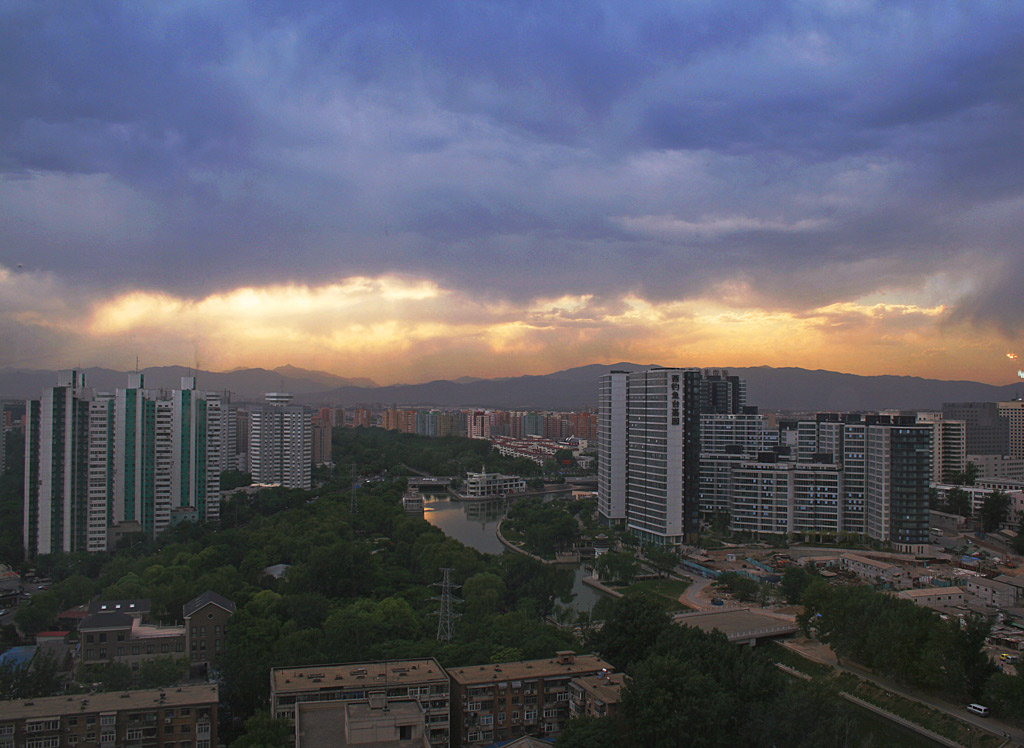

{"left": 915, "top": 414, "right": 967, "bottom": 483}
{"left": 997, "top": 401, "right": 1024, "bottom": 458}
{"left": 24, "top": 370, "right": 94, "bottom": 555}
{"left": 312, "top": 415, "right": 333, "bottom": 465}
{"left": 942, "top": 402, "right": 1009, "bottom": 455}
{"left": 865, "top": 419, "right": 932, "bottom": 554}
{"left": 598, "top": 372, "right": 629, "bottom": 525}
{"left": 600, "top": 368, "right": 744, "bottom": 542}
{"left": 249, "top": 393, "right": 312, "bottom": 489}
{"left": 625, "top": 368, "right": 705, "bottom": 546}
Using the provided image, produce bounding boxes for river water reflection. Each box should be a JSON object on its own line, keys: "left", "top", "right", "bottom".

{"left": 421, "top": 493, "right": 603, "bottom": 613}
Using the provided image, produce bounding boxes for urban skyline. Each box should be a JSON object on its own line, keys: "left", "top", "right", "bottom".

{"left": 2, "top": 3, "right": 1024, "bottom": 386}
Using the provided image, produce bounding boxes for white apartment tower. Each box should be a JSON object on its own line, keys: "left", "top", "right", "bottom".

{"left": 597, "top": 372, "right": 628, "bottom": 524}
{"left": 249, "top": 393, "right": 313, "bottom": 489}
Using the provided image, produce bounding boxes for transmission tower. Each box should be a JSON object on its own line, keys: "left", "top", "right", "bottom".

{"left": 350, "top": 463, "right": 358, "bottom": 514}
{"left": 431, "top": 567, "right": 462, "bottom": 642}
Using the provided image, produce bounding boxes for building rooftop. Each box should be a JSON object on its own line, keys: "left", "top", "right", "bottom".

{"left": 183, "top": 589, "right": 236, "bottom": 618}
{"left": 296, "top": 700, "right": 430, "bottom": 748}
{"left": 88, "top": 599, "right": 150, "bottom": 616}
{"left": 272, "top": 659, "right": 447, "bottom": 694}
{"left": 79, "top": 612, "right": 134, "bottom": 630}
{"left": 447, "top": 653, "right": 610, "bottom": 685}
{"left": 0, "top": 685, "right": 218, "bottom": 720}
{"left": 898, "top": 587, "right": 963, "bottom": 598}
{"left": 570, "top": 673, "right": 625, "bottom": 705}
{"left": 673, "top": 608, "right": 799, "bottom": 642}
{"left": 841, "top": 554, "right": 898, "bottom": 571}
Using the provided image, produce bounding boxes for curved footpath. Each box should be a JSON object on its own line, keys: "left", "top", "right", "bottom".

{"left": 494, "top": 518, "right": 556, "bottom": 565}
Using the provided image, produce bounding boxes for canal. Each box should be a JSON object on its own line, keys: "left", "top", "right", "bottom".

{"left": 420, "top": 493, "right": 603, "bottom": 613}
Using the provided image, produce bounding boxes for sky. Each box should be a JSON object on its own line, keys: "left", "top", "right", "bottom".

{"left": 2, "top": 1, "right": 1024, "bottom": 386}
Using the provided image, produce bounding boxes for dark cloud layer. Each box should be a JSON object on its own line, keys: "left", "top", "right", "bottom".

{"left": 2, "top": 0, "right": 1024, "bottom": 331}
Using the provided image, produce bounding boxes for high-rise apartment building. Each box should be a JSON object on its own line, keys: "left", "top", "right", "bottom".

{"left": 312, "top": 415, "right": 333, "bottom": 465}
{"left": 249, "top": 393, "right": 312, "bottom": 489}
{"left": 865, "top": 419, "right": 932, "bottom": 554}
{"left": 599, "top": 368, "right": 743, "bottom": 545}
{"left": 24, "top": 371, "right": 225, "bottom": 556}
{"left": 24, "top": 369, "right": 93, "bottom": 556}
{"left": 997, "top": 400, "right": 1024, "bottom": 459}
{"left": 942, "top": 402, "right": 1008, "bottom": 456}
{"left": 597, "top": 372, "right": 628, "bottom": 525}
{"left": 915, "top": 414, "right": 967, "bottom": 483}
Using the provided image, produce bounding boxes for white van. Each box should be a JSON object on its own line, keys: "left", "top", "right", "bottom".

{"left": 966, "top": 703, "right": 989, "bottom": 717}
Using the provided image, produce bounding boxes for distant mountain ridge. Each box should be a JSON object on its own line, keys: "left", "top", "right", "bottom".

{"left": 2, "top": 363, "right": 1022, "bottom": 412}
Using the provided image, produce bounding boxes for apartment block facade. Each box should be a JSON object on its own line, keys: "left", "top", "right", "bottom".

{"left": 270, "top": 659, "right": 451, "bottom": 748}
{"left": 447, "top": 652, "right": 611, "bottom": 747}
{"left": 0, "top": 685, "right": 218, "bottom": 748}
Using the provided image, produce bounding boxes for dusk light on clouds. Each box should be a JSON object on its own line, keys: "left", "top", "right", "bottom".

{"left": 2, "top": 1, "right": 1024, "bottom": 384}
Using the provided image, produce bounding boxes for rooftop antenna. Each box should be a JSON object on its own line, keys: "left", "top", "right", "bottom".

{"left": 431, "top": 568, "right": 462, "bottom": 643}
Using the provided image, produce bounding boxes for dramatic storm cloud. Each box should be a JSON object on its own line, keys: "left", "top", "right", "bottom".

{"left": 2, "top": 1, "right": 1023, "bottom": 383}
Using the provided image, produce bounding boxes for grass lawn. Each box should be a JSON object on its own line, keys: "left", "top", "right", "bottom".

{"left": 611, "top": 577, "right": 691, "bottom": 610}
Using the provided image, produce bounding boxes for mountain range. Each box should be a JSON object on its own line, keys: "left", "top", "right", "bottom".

{"left": 3, "top": 363, "right": 1023, "bottom": 412}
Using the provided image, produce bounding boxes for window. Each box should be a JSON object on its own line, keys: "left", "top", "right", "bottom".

{"left": 0, "top": 725, "right": 13, "bottom": 736}
{"left": 117, "top": 632, "right": 125, "bottom": 642}
{"left": 126, "top": 729, "right": 144, "bottom": 740}
{"left": 479, "top": 716, "right": 493, "bottom": 726}
{"left": 26, "top": 739, "right": 60, "bottom": 748}
{"left": 524, "top": 710, "right": 537, "bottom": 721}
{"left": 543, "top": 709, "right": 558, "bottom": 718}
{"left": 117, "top": 647, "right": 124, "bottom": 656}
{"left": 132, "top": 645, "right": 140, "bottom": 655}
{"left": 200, "top": 626, "right": 206, "bottom": 636}
{"left": 214, "top": 625, "right": 220, "bottom": 635}
{"left": 99, "top": 633, "right": 107, "bottom": 643}
{"left": 556, "top": 692, "right": 569, "bottom": 701}
{"left": 27, "top": 720, "right": 60, "bottom": 732}
{"left": 161, "top": 644, "right": 169, "bottom": 653}
{"left": 100, "top": 715, "right": 115, "bottom": 727}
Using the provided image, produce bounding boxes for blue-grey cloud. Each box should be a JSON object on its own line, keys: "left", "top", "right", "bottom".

{"left": 1, "top": 0, "right": 1024, "bottom": 334}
